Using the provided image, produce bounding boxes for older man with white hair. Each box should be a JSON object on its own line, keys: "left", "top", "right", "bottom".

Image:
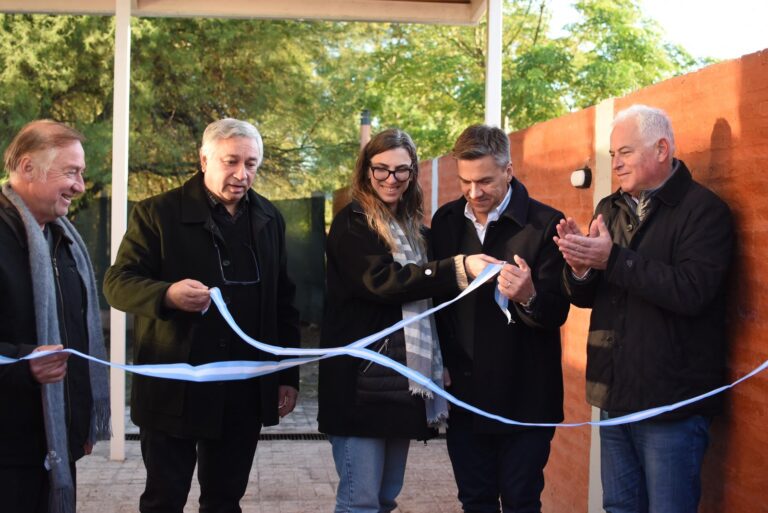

{"left": 104, "top": 118, "right": 300, "bottom": 513}
{"left": 555, "top": 105, "right": 734, "bottom": 512}
{"left": 0, "top": 120, "right": 110, "bottom": 513}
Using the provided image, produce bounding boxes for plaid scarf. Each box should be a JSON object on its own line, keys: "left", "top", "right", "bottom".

{"left": 389, "top": 220, "right": 449, "bottom": 427}
{"left": 623, "top": 191, "right": 655, "bottom": 223}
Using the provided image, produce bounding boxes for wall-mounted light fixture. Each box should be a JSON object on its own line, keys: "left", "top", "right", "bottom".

{"left": 570, "top": 166, "right": 592, "bottom": 189}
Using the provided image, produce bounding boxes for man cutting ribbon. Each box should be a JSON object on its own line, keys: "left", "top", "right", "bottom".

{"left": 104, "top": 118, "right": 300, "bottom": 513}
{"left": 431, "top": 124, "right": 569, "bottom": 513}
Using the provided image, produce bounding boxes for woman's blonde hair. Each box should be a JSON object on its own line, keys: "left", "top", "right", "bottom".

{"left": 350, "top": 128, "right": 425, "bottom": 252}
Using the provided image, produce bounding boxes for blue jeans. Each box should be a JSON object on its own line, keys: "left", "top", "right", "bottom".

{"left": 600, "top": 412, "right": 711, "bottom": 513}
{"left": 329, "top": 436, "right": 410, "bottom": 513}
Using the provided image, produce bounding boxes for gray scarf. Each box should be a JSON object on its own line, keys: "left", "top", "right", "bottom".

{"left": 389, "top": 220, "right": 449, "bottom": 427}
{"left": 2, "top": 184, "right": 110, "bottom": 513}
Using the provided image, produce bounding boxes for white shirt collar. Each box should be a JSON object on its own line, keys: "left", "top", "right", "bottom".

{"left": 464, "top": 184, "right": 512, "bottom": 243}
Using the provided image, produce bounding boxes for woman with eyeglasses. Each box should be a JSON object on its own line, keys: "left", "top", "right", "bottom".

{"left": 318, "top": 128, "right": 496, "bottom": 513}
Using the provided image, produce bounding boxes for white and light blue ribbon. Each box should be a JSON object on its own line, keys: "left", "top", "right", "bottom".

{"left": 2, "top": 262, "right": 765, "bottom": 428}
{"left": 494, "top": 288, "right": 513, "bottom": 324}
{"left": 0, "top": 264, "right": 503, "bottom": 384}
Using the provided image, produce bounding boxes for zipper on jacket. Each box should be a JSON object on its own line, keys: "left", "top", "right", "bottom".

{"left": 361, "top": 337, "right": 389, "bottom": 374}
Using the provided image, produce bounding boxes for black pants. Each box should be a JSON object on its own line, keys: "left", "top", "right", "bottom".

{"left": 446, "top": 411, "right": 555, "bottom": 513}
{"left": 139, "top": 425, "right": 260, "bottom": 513}
{"left": 0, "top": 461, "right": 77, "bottom": 513}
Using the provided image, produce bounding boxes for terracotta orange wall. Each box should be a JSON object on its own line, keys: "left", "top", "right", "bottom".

{"left": 615, "top": 49, "right": 768, "bottom": 513}
{"left": 423, "top": 48, "right": 768, "bottom": 512}
{"left": 509, "top": 107, "right": 595, "bottom": 513}
{"left": 610, "top": 50, "right": 768, "bottom": 513}
{"left": 418, "top": 155, "right": 459, "bottom": 225}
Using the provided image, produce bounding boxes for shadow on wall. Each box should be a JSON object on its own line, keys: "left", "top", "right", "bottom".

{"left": 700, "top": 50, "right": 768, "bottom": 512}
{"left": 700, "top": 50, "right": 768, "bottom": 513}
{"left": 699, "top": 117, "right": 733, "bottom": 511}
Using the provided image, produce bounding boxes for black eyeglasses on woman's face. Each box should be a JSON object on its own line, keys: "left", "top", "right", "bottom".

{"left": 212, "top": 235, "right": 260, "bottom": 286}
{"left": 370, "top": 165, "right": 413, "bottom": 182}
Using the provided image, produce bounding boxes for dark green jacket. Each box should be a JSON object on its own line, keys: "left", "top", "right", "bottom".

{"left": 104, "top": 172, "right": 299, "bottom": 437}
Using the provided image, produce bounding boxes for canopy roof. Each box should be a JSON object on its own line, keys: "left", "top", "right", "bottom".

{"left": 0, "top": 0, "right": 486, "bottom": 25}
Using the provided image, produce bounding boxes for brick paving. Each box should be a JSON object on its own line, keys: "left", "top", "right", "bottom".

{"left": 77, "top": 438, "right": 461, "bottom": 513}
{"left": 76, "top": 395, "right": 462, "bottom": 513}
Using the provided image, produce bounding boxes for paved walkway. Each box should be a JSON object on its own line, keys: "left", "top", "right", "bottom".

{"left": 77, "top": 397, "right": 463, "bottom": 513}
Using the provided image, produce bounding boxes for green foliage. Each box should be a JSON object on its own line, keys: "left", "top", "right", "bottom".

{"left": 506, "top": 43, "right": 573, "bottom": 128}
{"left": 0, "top": 1, "right": 704, "bottom": 205}
{"left": 564, "top": 0, "right": 700, "bottom": 107}
{"left": 0, "top": 14, "right": 114, "bottom": 207}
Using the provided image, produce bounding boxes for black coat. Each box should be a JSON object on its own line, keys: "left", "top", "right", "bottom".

{"left": 0, "top": 192, "right": 92, "bottom": 465}
{"left": 563, "top": 161, "right": 734, "bottom": 418}
{"left": 103, "top": 172, "right": 300, "bottom": 437}
{"left": 431, "top": 179, "right": 568, "bottom": 433}
{"left": 317, "top": 202, "right": 460, "bottom": 439}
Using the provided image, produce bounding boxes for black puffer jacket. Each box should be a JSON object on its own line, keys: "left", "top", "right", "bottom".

{"left": 317, "top": 202, "right": 460, "bottom": 439}
{"left": 354, "top": 330, "right": 412, "bottom": 405}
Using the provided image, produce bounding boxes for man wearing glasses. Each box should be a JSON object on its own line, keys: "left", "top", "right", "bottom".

{"left": 104, "top": 118, "right": 300, "bottom": 513}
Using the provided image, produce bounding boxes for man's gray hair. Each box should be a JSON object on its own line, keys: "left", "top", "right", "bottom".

{"left": 452, "top": 124, "right": 511, "bottom": 169}
{"left": 613, "top": 104, "right": 676, "bottom": 156}
{"left": 200, "top": 118, "right": 264, "bottom": 167}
